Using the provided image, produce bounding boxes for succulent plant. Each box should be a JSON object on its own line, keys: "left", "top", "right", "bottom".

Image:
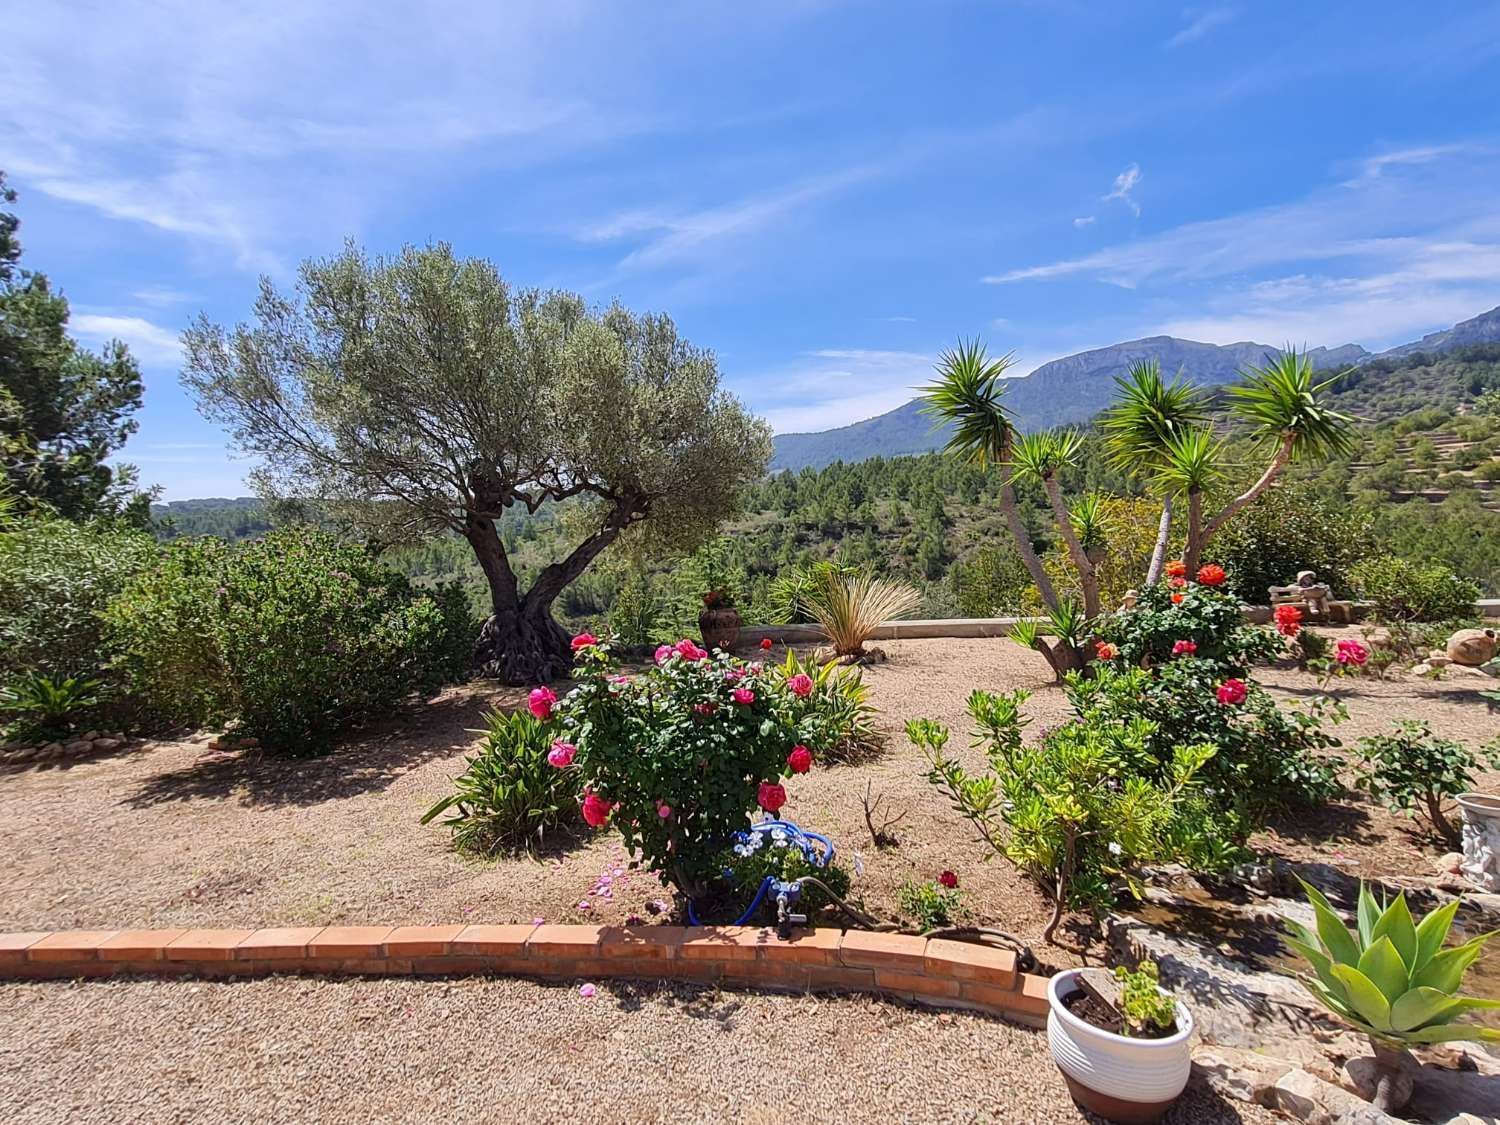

{"left": 1285, "top": 879, "right": 1500, "bottom": 1048}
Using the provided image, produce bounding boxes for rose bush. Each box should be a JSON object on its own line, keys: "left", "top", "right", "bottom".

{"left": 1095, "top": 568, "right": 1279, "bottom": 677}
{"left": 553, "top": 636, "right": 814, "bottom": 900}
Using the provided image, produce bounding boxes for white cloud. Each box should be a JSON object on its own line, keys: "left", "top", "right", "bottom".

{"left": 736, "top": 348, "right": 934, "bottom": 434}
{"left": 1073, "top": 215, "right": 1096, "bottom": 228}
{"left": 132, "top": 285, "right": 195, "bottom": 307}
{"left": 1165, "top": 6, "right": 1238, "bottom": 49}
{"left": 1102, "top": 164, "right": 1142, "bottom": 217}
{"left": 70, "top": 315, "right": 183, "bottom": 365}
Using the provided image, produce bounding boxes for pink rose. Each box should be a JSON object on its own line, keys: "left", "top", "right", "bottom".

{"left": 1172, "top": 639, "right": 1197, "bottom": 656}
{"left": 547, "top": 739, "right": 576, "bottom": 768}
{"left": 527, "top": 686, "right": 557, "bottom": 720}
{"left": 581, "top": 792, "right": 614, "bottom": 828}
{"left": 570, "top": 633, "right": 598, "bottom": 652}
{"left": 655, "top": 644, "right": 674, "bottom": 665}
{"left": 693, "top": 702, "right": 715, "bottom": 716}
{"left": 757, "top": 781, "right": 787, "bottom": 813}
{"left": 723, "top": 667, "right": 747, "bottom": 681}
{"left": 1335, "top": 639, "right": 1369, "bottom": 666}
{"left": 675, "top": 639, "right": 708, "bottom": 661}
{"left": 787, "top": 745, "right": 813, "bottom": 774}
{"left": 788, "top": 673, "right": 814, "bottom": 697}
{"left": 656, "top": 800, "right": 672, "bottom": 819}
{"left": 1216, "top": 678, "right": 1247, "bottom": 706}
{"left": 733, "top": 687, "right": 755, "bottom": 705}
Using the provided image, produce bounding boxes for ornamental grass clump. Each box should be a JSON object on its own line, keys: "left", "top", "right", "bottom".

{"left": 798, "top": 566, "right": 920, "bottom": 662}
{"left": 554, "top": 636, "right": 815, "bottom": 901}
{"left": 1285, "top": 880, "right": 1499, "bottom": 1113}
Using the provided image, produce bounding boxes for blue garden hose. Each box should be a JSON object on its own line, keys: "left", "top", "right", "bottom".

{"left": 685, "top": 819, "right": 834, "bottom": 926}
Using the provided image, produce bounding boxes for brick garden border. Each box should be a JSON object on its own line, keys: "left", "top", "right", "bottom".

{"left": 0, "top": 924, "right": 1049, "bottom": 1025}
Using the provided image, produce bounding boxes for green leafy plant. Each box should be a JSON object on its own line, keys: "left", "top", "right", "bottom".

{"left": 556, "top": 637, "right": 812, "bottom": 901}
{"left": 899, "top": 876, "right": 965, "bottom": 932}
{"left": 771, "top": 648, "right": 883, "bottom": 763}
{"left": 0, "top": 674, "right": 102, "bottom": 742}
{"left": 798, "top": 566, "right": 920, "bottom": 662}
{"left": 1095, "top": 577, "right": 1280, "bottom": 677}
{"left": 1354, "top": 720, "right": 1500, "bottom": 849}
{"left": 1114, "top": 960, "right": 1179, "bottom": 1037}
{"left": 1010, "top": 599, "right": 1090, "bottom": 683}
{"left": 1349, "top": 555, "right": 1481, "bottom": 622}
{"left": 710, "top": 832, "right": 852, "bottom": 922}
{"left": 420, "top": 708, "right": 580, "bottom": 855}
{"left": 1284, "top": 881, "right": 1499, "bottom": 1112}
{"left": 912, "top": 690, "right": 1216, "bottom": 944}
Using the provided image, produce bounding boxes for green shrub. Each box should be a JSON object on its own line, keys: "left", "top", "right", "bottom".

{"left": 1349, "top": 555, "right": 1481, "bottom": 621}
{"left": 605, "top": 571, "right": 662, "bottom": 646}
{"left": 1212, "top": 482, "right": 1374, "bottom": 602}
{"left": 1354, "top": 720, "right": 1500, "bottom": 849}
{"left": 899, "top": 876, "right": 965, "bottom": 932}
{"left": 1096, "top": 578, "right": 1279, "bottom": 678}
{"left": 556, "top": 637, "right": 813, "bottom": 900}
{"left": 0, "top": 516, "right": 156, "bottom": 686}
{"left": 1115, "top": 961, "right": 1178, "bottom": 1037}
{"left": 710, "top": 829, "right": 852, "bottom": 921}
{"left": 420, "top": 708, "right": 580, "bottom": 854}
{"left": 106, "top": 527, "right": 474, "bottom": 753}
{"left": 0, "top": 674, "right": 103, "bottom": 743}
{"left": 912, "top": 693, "right": 1219, "bottom": 943}
{"left": 766, "top": 560, "right": 857, "bottom": 625}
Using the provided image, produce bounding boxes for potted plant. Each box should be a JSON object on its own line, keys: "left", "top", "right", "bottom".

{"left": 698, "top": 588, "right": 741, "bottom": 651}
{"left": 1046, "top": 960, "right": 1194, "bottom": 1123}
{"left": 1283, "top": 879, "right": 1499, "bottom": 1113}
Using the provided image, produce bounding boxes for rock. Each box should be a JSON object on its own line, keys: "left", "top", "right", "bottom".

{"left": 1409, "top": 1060, "right": 1500, "bottom": 1123}
{"left": 81, "top": 729, "right": 100, "bottom": 741}
{"left": 1273, "top": 1067, "right": 1406, "bottom": 1124}
{"left": 1233, "top": 862, "right": 1278, "bottom": 896}
{"left": 1436, "top": 852, "right": 1464, "bottom": 876}
{"left": 1447, "top": 627, "right": 1499, "bottom": 666}
{"left": 92, "top": 737, "right": 122, "bottom": 752}
{"left": 1412, "top": 663, "right": 1435, "bottom": 677}
{"left": 1482, "top": 659, "right": 1500, "bottom": 678}
{"left": 63, "top": 740, "right": 92, "bottom": 755}
{"left": 1427, "top": 651, "right": 1452, "bottom": 668}
{"left": 237, "top": 736, "right": 260, "bottom": 749}
{"left": 41, "top": 741, "right": 62, "bottom": 755}
{"left": 1194, "top": 1045, "right": 1293, "bottom": 1106}
{"left": 1244, "top": 605, "right": 1273, "bottom": 625}
{"left": 1342, "top": 1052, "right": 1417, "bottom": 1112}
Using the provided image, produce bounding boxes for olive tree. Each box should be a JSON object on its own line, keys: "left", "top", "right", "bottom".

{"left": 182, "top": 243, "right": 770, "bottom": 684}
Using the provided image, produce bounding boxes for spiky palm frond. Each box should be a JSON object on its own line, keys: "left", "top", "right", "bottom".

{"left": 1228, "top": 348, "right": 1357, "bottom": 461}
{"left": 1156, "top": 426, "right": 1224, "bottom": 496}
{"left": 1069, "top": 492, "right": 1111, "bottom": 556}
{"left": 1101, "top": 360, "right": 1210, "bottom": 473}
{"left": 920, "top": 340, "right": 1017, "bottom": 468}
{"left": 1009, "top": 430, "right": 1084, "bottom": 483}
{"left": 800, "top": 568, "right": 922, "bottom": 658}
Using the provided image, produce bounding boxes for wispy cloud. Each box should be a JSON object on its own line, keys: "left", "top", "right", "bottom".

{"left": 1102, "top": 164, "right": 1142, "bottom": 217}
{"left": 1073, "top": 215, "right": 1096, "bottom": 229}
{"left": 70, "top": 314, "right": 183, "bottom": 365}
{"left": 1165, "top": 6, "right": 1237, "bottom": 49}
{"left": 737, "top": 348, "right": 935, "bottom": 434}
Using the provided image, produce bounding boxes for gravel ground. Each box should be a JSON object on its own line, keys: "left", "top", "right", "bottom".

{"left": 0, "top": 633, "right": 1495, "bottom": 961}
{"left": 0, "top": 975, "right": 1284, "bottom": 1125}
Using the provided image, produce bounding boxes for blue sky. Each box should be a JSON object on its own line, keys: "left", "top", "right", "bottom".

{"left": 5, "top": 0, "right": 1500, "bottom": 499}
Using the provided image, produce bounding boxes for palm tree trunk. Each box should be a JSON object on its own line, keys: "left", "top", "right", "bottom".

{"left": 1145, "top": 493, "right": 1174, "bottom": 585}
{"left": 1183, "top": 489, "right": 1205, "bottom": 576}
{"left": 1198, "top": 433, "right": 1295, "bottom": 546}
{"left": 1041, "top": 475, "right": 1100, "bottom": 618}
{"left": 998, "top": 467, "right": 1060, "bottom": 611}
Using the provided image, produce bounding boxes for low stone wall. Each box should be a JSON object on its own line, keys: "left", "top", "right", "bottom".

{"left": 0, "top": 923, "right": 1050, "bottom": 1025}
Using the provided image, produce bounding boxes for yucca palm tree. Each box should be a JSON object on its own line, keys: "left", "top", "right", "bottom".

{"left": 799, "top": 567, "right": 921, "bottom": 662}
{"left": 1011, "top": 430, "right": 1101, "bottom": 617}
{"left": 1100, "top": 360, "right": 1208, "bottom": 583}
{"left": 1157, "top": 427, "right": 1225, "bottom": 575}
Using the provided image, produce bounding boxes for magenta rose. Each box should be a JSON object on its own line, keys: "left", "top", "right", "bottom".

{"left": 1215, "top": 678, "right": 1247, "bottom": 705}
{"left": 788, "top": 672, "right": 814, "bottom": 697}
{"left": 787, "top": 745, "right": 813, "bottom": 774}
{"left": 527, "top": 686, "right": 557, "bottom": 720}
{"left": 547, "top": 739, "right": 577, "bottom": 768}
{"left": 571, "top": 632, "right": 598, "bottom": 652}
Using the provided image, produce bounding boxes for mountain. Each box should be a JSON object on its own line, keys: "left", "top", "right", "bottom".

{"left": 768, "top": 305, "right": 1500, "bottom": 471}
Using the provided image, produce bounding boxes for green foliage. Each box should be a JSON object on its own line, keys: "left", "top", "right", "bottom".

{"left": 0, "top": 674, "right": 102, "bottom": 743}
{"left": 767, "top": 559, "right": 859, "bottom": 624}
{"left": 106, "top": 527, "right": 474, "bottom": 753}
{"left": 420, "top": 708, "right": 579, "bottom": 854}
{"left": 1115, "top": 961, "right": 1179, "bottom": 1037}
{"left": 919, "top": 339, "right": 1019, "bottom": 469}
{"left": 771, "top": 649, "right": 883, "bottom": 763}
{"left": 1228, "top": 351, "right": 1357, "bottom": 463}
{"left": 1354, "top": 720, "right": 1500, "bottom": 849}
{"left": 912, "top": 689, "right": 1217, "bottom": 939}
{"left": 1212, "top": 481, "right": 1375, "bottom": 602}
{"left": 605, "top": 570, "right": 662, "bottom": 646}
{"left": 899, "top": 878, "right": 965, "bottom": 932}
{"left": 951, "top": 544, "right": 1031, "bottom": 616}
{"left": 0, "top": 515, "right": 157, "bottom": 688}
{"left": 556, "top": 639, "right": 811, "bottom": 899}
{"left": 1349, "top": 555, "right": 1481, "bottom": 622}
{"left": 1284, "top": 881, "right": 1500, "bottom": 1047}
{"left": 1097, "top": 579, "right": 1280, "bottom": 677}
{"left": 0, "top": 179, "right": 150, "bottom": 522}
{"left": 798, "top": 566, "right": 921, "bottom": 659}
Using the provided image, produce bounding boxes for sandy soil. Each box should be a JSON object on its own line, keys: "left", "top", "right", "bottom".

{"left": 1, "top": 633, "right": 1495, "bottom": 959}
{"left": 0, "top": 975, "right": 1282, "bottom": 1125}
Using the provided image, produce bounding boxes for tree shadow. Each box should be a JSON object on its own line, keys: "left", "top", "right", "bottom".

{"left": 1258, "top": 798, "right": 1378, "bottom": 851}
{"left": 120, "top": 689, "right": 503, "bottom": 809}
{"left": 0, "top": 740, "right": 151, "bottom": 778}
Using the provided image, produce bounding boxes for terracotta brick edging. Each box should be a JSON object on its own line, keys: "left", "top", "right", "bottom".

{"left": 0, "top": 924, "right": 1049, "bottom": 1026}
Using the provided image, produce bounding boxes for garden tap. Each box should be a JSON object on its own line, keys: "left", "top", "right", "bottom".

{"left": 773, "top": 879, "right": 806, "bottom": 939}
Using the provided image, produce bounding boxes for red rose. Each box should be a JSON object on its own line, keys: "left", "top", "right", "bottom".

{"left": 757, "top": 781, "right": 787, "bottom": 813}
{"left": 1171, "top": 592, "right": 1184, "bottom": 604}
{"left": 937, "top": 870, "right": 958, "bottom": 889}
{"left": 760, "top": 637, "right": 773, "bottom": 650}
{"left": 1165, "top": 560, "right": 1187, "bottom": 578}
{"left": 570, "top": 632, "right": 598, "bottom": 652}
{"left": 787, "top": 745, "right": 813, "bottom": 774}
{"left": 1216, "top": 678, "right": 1247, "bottom": 705}
{"left": 1094, "top": 641, "right": 1119, "bottom": 660}
{"left": 1274, "top": 604, "right": 1302, "bottom": 637}
{"left": 1197, "top": 564, "right": 1226, "bottom": 586}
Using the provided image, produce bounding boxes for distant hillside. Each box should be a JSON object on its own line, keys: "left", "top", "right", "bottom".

{"left": 769, "top": 305, "right": 1500, "bottom": 471}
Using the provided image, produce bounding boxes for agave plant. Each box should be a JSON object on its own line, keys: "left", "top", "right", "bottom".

{"left": 0, "top": 674, "right": 103, "bottom": 742}
{"left": 798, "top": 567, "right": 920, "bottom": 662}
{"left": 1285, "top": 879, "right": 1498, "bottom": 1110}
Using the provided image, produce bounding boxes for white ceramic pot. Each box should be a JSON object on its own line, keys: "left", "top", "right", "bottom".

{"left": 1046, "top": 969, "right": 1194, "bottom": 1124}
{"left": 1457, "top": 792, "right": 1500, "bottom": 892}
